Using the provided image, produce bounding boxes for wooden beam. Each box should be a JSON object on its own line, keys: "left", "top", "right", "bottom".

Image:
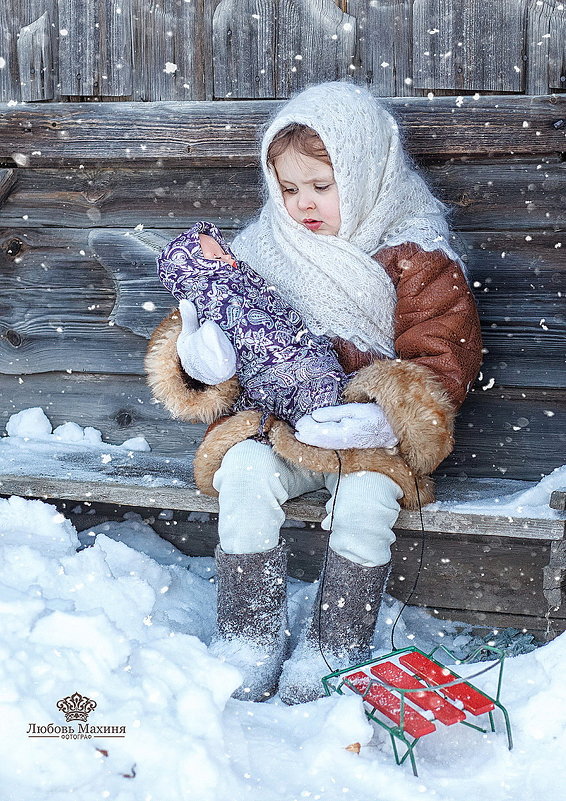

{"left": 0, "top": 168, "right": 15, "bottom": 205}
{"left": 17, "top": 11, "right": 54, "bottom": 102}
{"left": 550, "top": 489, "right": 566, "bottom": 511}
{"left": 1, "top": 158, "right": 563, "bottom": 232}
{"left": 0, "top": 97, "right": 564, "bottom": 164}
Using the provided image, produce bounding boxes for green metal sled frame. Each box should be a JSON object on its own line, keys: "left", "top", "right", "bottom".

{"left": 321, "top": 643, "right": 513, "bottom": 777}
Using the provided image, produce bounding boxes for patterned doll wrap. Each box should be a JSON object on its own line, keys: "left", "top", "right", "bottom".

{"left": 157, "top": 220, "right": 350, "bottom": 427}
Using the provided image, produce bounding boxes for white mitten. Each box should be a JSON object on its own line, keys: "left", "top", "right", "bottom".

{"left": 294, "top": 402, "right": 399, "bottom": 449}
{"left": 176, "top": 299, "right": 237, "bottom": 385}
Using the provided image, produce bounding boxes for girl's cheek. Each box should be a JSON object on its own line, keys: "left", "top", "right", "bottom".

{"left": 283, "top": 196, "right": 295, "bottom": 217}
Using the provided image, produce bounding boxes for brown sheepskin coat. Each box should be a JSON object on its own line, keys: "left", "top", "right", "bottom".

{"left": 145, "top": 242, "right": 482, "bottom": 509}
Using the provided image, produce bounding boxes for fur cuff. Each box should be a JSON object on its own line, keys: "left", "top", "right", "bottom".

{"left": 343, "top": 359, "right": 455, "bottom": 476}
{"left": 194, "top": 411, "right": 264, "bottom": 494}
{"left": 145, "top": 310, "right": 240, "bottom": 424}
{"left": 192, "top": 411, "right": 436, "bottom": 510}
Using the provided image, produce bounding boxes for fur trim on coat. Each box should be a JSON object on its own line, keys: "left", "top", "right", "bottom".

{"left": 145, "top": 310, "right": 240, "bottom": 424}
{"left": 144, "top": 312, "right": 455, "bottom": 509}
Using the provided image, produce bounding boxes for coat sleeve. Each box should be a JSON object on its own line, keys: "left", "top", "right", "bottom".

{"left": 379, "top": 242, "right": 483, "bottom": 408}
{"left": 342, "top": 243, "right": 482, "bottom": 476}
{"left": 144, "top": 309, "right": 240, "bottom": 425}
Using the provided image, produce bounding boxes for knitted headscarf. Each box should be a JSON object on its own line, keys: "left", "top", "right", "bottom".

{"left": 231, "top": 81, "right": 455, "bottom": 356}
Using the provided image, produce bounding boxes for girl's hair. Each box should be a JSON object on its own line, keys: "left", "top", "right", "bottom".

{"left": 266, "top": 123, "right": 332, "bottom": 167}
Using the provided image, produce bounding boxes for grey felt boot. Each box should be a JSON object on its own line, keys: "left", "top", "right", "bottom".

{"left": 209, "top": 542, "right": 289, "bottom": 701}
{"left": 278, "top": 548, "right": 391, "bottom": 705}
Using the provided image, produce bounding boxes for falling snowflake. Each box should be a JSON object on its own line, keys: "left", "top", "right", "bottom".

{"left": 11, "top": 152, "right": 28, "bottom": 166}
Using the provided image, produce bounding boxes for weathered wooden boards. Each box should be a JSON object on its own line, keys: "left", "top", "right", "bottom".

{"left": 0, "top": 157, "right": 563, "bottom": 230}
{"left": 131, "top": 0, "right": 207, "bottom": 102}
{"left": 1, "top": 0, "right": 564, "bottom": 101}
{"left": 43, "top": 491, "right": 566, "bottom": 636}
{"left": 0, "top": 0, "right": 208, "bottom": 102}
{"left": 2, "top": 223, "right": 563, "bottom": 385}
{"left": 17, "top": 9, "right": 54, "bottom": 102}
{"left": 1, "top": 97, "right": 565, "bottom": 164}
{"left": 413, "top": 0, "right": 527, "bottom": 92}
{"left": 527, "top": 0, "right": 566, "bottom": 94}
{"left": 212, "top": 0, "right": 357, "bottom": 99}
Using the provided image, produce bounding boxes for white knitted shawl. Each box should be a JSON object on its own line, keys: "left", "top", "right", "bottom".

{"left": 231, "top": 81, "right": 456, "bottom": 356}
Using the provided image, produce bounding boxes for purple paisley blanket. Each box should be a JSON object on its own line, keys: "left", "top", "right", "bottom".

{"left": 156, "top": 221, "right": 349, "bottom": 427}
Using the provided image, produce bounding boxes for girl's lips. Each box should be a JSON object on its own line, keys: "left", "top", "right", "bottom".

{"left": 303, "top": 219, "right": 322, "bottom": 231}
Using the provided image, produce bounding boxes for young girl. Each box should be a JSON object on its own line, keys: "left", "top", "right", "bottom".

{"left": 145, "top": 81, "right": 482, "bottom": 704}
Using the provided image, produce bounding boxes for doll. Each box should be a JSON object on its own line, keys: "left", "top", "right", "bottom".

{"left": 157, "top": 219, "right": 351, "bottom": 429}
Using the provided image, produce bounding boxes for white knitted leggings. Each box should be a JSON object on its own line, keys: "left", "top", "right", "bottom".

{"left": 212, "top": 439, "right": 403, "bottom": 567}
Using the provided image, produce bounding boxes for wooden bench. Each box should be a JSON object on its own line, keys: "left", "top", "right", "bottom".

{"left": 1, "top": 97, "right": 565, "bottom": 638}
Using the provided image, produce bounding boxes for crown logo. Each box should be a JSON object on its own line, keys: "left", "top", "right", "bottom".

{"left": 56, "top": 692, "right": 97, "bottom": 722}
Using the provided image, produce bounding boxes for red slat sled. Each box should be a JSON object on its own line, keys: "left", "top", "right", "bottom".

{"left": 345, "top": 671, "right": 436, "bottom": 739}
{"left": 398, "top": 652, "right": 495, "bottom": 716}
{"left": 370, "top": 662, "right": 466, "bottom": 726}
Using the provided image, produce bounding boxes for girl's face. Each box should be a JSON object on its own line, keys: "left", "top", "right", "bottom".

{"left": 273, "top": 148, "right": 341, "bottom": 236}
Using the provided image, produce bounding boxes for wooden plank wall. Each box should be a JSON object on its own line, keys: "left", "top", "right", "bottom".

{"left": 0, "top": 0, "right": 564, "bottom": 102}
{"left": 0, "top": 97, "right": 564, "bottom": 481}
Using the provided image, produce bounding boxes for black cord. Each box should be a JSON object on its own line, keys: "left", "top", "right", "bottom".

{"left": 317, "top": 474, "right": 504, "bottom": 695}
{"left": 315, "top": 450, "right": 342, "bottom": 674}
{"left": 316, "top": 463, "right": 427, "bottom": 671}
{"left": 390, "top": 476, "right": 426, "bottom": 651}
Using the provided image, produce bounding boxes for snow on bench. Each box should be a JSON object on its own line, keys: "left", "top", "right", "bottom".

{"left": 0, "top": 426, "right": 564, "bottom": 542}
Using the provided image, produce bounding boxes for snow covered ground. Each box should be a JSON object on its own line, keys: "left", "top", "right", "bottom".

{"left": 1, "top": 490, "right": 565, "bottom": 801}
{"left": 1, "top": 408, "right": 565, "bottom": 799}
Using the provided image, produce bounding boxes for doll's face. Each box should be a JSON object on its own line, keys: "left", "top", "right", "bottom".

{"left": 273, "top": 148, "right": 341, "bottom": 237}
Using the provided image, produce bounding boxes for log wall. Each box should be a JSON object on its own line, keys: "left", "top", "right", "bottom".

{"left": 0, "top": 0, "right": 564, "bottom": 102}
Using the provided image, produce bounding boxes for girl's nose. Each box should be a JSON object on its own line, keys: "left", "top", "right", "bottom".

{"left": 297, "top": 192, "right": 315, "bottom": 211}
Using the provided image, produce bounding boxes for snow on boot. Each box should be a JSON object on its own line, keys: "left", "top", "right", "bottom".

{"left": 278, "top": 549, "right": 391, "bottom": 705}
{"left": 209, "top": 542, "right": 289, "bottom": 702}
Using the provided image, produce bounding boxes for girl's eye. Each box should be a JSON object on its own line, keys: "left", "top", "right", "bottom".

{"left": 281, "top": 185, "right": 331, "bottom": 193}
